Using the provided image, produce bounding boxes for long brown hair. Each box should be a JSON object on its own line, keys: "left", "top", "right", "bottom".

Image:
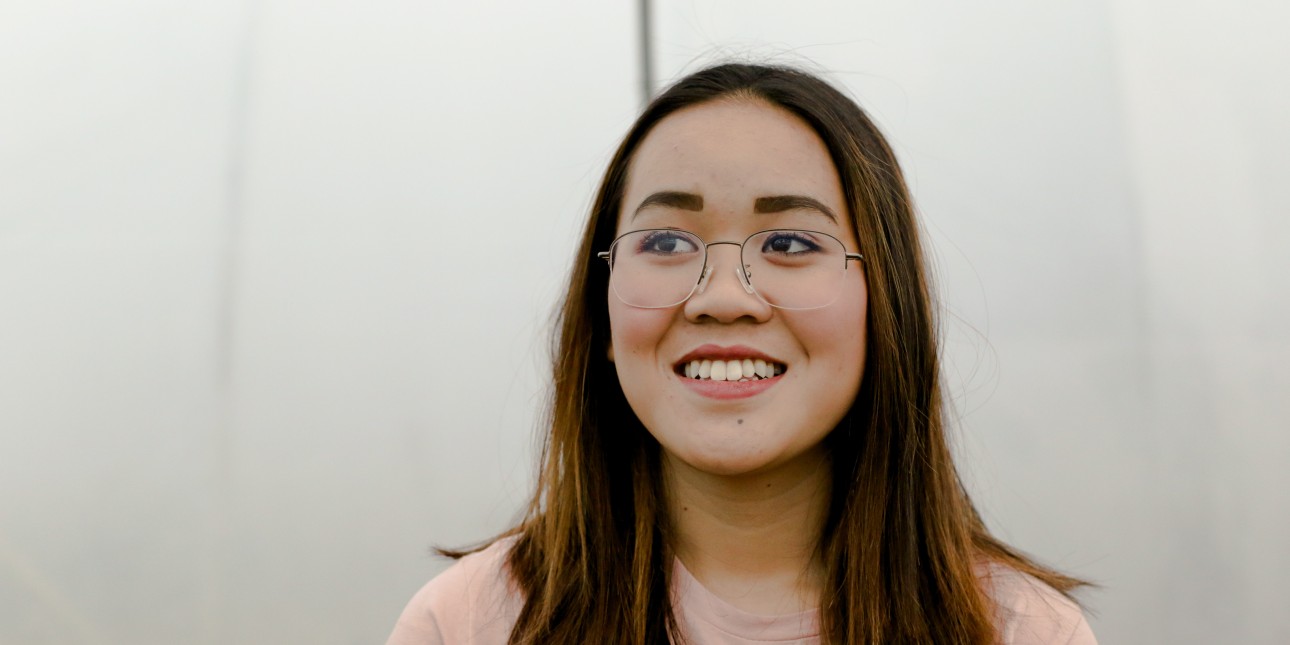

{"left": 445, "top": 62, "right": 1086, "bottom": 644}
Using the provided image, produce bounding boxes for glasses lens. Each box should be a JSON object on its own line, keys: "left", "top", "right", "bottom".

{"left": 744, "top": 230, "right": 847, "bottom": 309}
{"left": 609, "top": 230, "right": 705, "bottom": 308}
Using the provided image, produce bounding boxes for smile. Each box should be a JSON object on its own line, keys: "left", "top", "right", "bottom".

{"left": 672, "top": 345, "right": 789, "bottom": 399}
{"left": 681, "top": 358, "right": 785, "bottom": 381}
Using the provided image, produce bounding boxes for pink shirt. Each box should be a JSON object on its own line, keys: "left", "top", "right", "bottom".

{"left": 387, "top": 538, "right": 1096, "bottom": 644}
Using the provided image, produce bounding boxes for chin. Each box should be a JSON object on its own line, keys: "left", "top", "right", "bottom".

{"left": 665, "top": 444, "right": 785, "bottom": 478}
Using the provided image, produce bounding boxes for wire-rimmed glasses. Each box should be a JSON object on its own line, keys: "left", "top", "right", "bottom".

{"left": 597, "top": 228, "right": 863, "bottom": 310}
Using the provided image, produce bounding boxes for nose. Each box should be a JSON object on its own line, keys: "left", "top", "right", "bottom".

{"left": 683, "top": 243, "right": 773, "bottom": 324}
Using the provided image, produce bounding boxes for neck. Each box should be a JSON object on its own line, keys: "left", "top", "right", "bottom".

{"left": 665, "top": 449, "right": 831, "bottom": 615}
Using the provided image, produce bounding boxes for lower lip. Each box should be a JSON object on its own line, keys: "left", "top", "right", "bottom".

{"left": 678, "top": 373, "right": 783, "bottom": 399}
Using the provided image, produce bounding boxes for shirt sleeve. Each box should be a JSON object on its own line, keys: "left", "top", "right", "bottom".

{"left": 983, "top": 563, "right": 1098, "bottom": 645}
{"left": 385, "top": 539, "right": 523, "bottom": 645}
{"left": 385, "top": 573, "right": 452, "bottom": 645}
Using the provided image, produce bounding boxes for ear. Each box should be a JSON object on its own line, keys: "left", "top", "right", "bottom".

{"left": 606, "top": 342, "right": 615, "bottom": 363}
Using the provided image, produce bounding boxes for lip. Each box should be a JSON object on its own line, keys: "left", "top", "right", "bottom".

{"left": 680, "top": 373, "right": 783, "bottom": 399}
{"left": 673, "top": 344, "right": 786, "bottom": 400}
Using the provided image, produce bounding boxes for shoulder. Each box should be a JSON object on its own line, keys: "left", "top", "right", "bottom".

{"left": 385, "top": 536, "right": 524, "bottom": 645}
{"left": 978, "top": 562, "right": 1097, "bottom": 645}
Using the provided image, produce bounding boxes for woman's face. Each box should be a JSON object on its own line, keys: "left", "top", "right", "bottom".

{"left": 608, "top": 98, "right": 868, "bottom": 478}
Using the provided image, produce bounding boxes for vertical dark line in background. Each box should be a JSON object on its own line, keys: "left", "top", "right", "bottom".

{"left": 218, "top": 3, "right": 254, "bottom": 407}
{"left": 209, "top": 0, "right": 258, "bottom": 642}
{"left": 638, "top": 0, "right": 655, "bottom": 105}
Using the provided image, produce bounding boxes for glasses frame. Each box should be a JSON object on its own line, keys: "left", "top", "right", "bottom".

{"left": 596, "top": 228, "right": 864, "bottom": 310}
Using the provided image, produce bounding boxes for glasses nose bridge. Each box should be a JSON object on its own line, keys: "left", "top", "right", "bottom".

{"left": 697, "top": 239, "right": 754, "bottom": 296}
{"left": 703, "top": 239, "right": 744, "bottom": 256}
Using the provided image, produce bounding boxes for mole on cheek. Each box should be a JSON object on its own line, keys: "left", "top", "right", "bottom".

{"left": 737, "top": 419, "right": 743, "bottom": 425}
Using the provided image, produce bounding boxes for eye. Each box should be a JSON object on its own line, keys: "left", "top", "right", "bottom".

{"left": 637, "top": 230, "right": 700, "bottom": 255}
{"left": 760, "top": 231, "right": 821, "bottom": 255}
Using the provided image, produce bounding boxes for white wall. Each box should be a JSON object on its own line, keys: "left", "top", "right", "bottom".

{"left": 1, "top": 1, "right": 1286, "bottom": 642}
{"left": 1, "top": 1, "right": 637, "bottom": 643}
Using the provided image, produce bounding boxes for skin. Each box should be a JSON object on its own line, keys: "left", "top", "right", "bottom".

{"left": 607, "top": 98, "right": 869, "bottom": 615}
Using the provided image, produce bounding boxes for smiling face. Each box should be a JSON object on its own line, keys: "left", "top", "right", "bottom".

{"left": 608, "top": 98, "right": 868, "bottom": 479}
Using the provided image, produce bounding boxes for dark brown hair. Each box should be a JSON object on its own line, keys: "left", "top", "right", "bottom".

{"left": 446, "top": 62, "right": 1085, "bottom": 644}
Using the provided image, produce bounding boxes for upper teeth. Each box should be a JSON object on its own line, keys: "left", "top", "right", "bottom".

{"left": 684, "top": 358, "right": 784, "bottom": 381}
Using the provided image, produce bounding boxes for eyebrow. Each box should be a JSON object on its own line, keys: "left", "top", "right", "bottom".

{"left": 754, "top": 195, "right": 837, "bottom": 222}
{"left": 631, "top": 191, "right": 837, "bottom": 222}
{"left": 633, "top": 191, "right": 704, "bottom": 218}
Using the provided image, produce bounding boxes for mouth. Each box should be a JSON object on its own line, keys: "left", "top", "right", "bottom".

{"left": 673, "top": 344, "right": 788, "bottom": 383}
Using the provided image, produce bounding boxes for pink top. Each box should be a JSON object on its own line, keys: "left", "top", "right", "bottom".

{"left": 386, "top": 538, "right": 1096, "bottom": 644}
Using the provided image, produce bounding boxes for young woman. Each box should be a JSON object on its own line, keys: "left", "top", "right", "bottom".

{"left": 388, "top": 63, "right": 1095, "bottom": 644}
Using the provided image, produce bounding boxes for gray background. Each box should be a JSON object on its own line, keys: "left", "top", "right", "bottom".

{"left": 2, "top": 1, "right": 1287, "bottom": 643}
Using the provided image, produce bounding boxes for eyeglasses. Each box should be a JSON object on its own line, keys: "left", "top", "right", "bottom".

{"left": 597, "top": 228, "right": 863, "bottom": 310}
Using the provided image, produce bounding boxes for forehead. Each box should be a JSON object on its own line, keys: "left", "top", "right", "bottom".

{"left": 620, "top": 98, "right": 848, "bottom": 231}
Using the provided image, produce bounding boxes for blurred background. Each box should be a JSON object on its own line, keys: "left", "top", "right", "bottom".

{"left": 2, "top": 1, "right": 1287, "bottom": 643}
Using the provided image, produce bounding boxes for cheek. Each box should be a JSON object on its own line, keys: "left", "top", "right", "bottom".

{"left": 793, "top": 296, "right": 868, "bottom": 380}
{"left": 607, "top": 301, "right": 675, "bottom": 366}
{"left": 607, "top": 302, "right": 683, "bottom": 424}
